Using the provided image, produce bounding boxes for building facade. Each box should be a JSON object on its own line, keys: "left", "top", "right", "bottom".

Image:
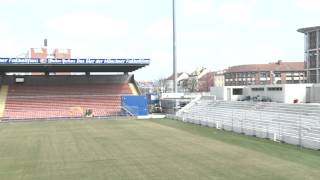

{"left": 211, "top": 84, "right": 312, "bottom": 104}
{"left": 165, "top": 72, "right": 189, "bottom": 93}
{"left": 224, "top": 61, "right": 306, "bottom": 86}
{"left": 298, "top": 26, "right": 320, "bottom": 83}
{"left": 213, "top": 70, "right": 225, "bottom": 87}
{"left": 197, "top": 71, "right": 214, "bottom": 92}
{"left": 30, "top": 48, "right": 71, "bottom": 59}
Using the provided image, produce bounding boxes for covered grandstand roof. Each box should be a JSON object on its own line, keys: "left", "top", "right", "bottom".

{"left": 297, "top": 26, "right": 320, "bottom": 33}
{"left": 0, "top": 58, "right": 150, "bottom": 73}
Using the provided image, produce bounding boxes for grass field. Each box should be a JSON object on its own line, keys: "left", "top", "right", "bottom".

{"left": 0, "top": 119, "right": 319, "bottom": 180}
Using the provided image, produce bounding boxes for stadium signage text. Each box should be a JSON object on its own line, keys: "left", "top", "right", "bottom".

{"left": 0, "top": 58, "right": 150, "bottom": 65}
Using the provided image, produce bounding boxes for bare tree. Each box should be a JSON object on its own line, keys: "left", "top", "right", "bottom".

{"left": 153, "top": 77, "right": 167, "bottom": 93}
{"left": 187, "top": 76, "right": 198, "bottom": 92}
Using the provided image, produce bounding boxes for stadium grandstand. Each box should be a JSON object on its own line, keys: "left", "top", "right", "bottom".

{"left": 174, "top": 96, "right": 320, "bottom": 150}
{"left": 0, "top": 56, "right": 150, "bottom": 120}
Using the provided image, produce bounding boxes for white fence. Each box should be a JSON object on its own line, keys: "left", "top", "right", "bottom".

{"left": 175, "top": 98, "right": 320, "bottom": 150}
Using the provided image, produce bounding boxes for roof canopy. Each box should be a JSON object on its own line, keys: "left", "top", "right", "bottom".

{"left": 0, "top": 58, "right": 150, "bottom": 73}
{"left": 297, "top": 26, "right": 320, "bottom": 33}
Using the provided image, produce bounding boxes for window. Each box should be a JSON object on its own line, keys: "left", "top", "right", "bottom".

{"left": 309, "top": 51, "right": 317, "bottom": 68}
{"left": 252, "top": 87, "right": 264, "bottom": 91}
{"left": 286, "top": 80, "right": 293, "bottom": 84}
{"left": 233, "top": 88, "right": 243, "bottom": 95}
{"left": 310, "top": 70, "right": 317, "bottom": 83}
{"left": 260, "top": 81, "right": 267, "bottom": 85}
{"left": 308, "top": 31, "right": 317, "bottom": 50}
{"left": 274, "top": 72, "right": 281, "bottom": 77}
{"left": 260, "top": 72, "right": 267, "bottom": 78}
{"left": 267, "top": 87, "right": 282, "bottom": 91}
{"left": 225, "top": 73, "right": 231, "bottom": 79}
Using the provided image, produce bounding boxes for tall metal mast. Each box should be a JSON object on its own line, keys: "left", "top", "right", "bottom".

{"left": 172, "top": 0, "right": 177, "bottom": 93}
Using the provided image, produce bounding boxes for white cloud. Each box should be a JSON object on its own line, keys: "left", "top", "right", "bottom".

{"left": 217, "top": 0, "right": 257, "bottom": 25}
{"left": 146, "top": 19, "right": 221, "bottom": 43}
{"left": 0, "top": 0, "right": 17, "bottom": 4}
{"left": 178, "top": 47, "right": 213, "bottom": 72}
{"left": 145, "top": 18, "right": 172, "bottom": 40}
{"left": 45, "top": 12, "right": 129, "bottom": 57}
{"left": 218, "top": 2, "right": 251, "bottom": 24}
{"left": 183, "top": 0, "right": 213, "bottom": 16}
{"left": 254, "top": 19, "right": 282, "bottom": 29}
{"left": 252, "top": 45, "right": 284, "bottom": 62}
{"left": 135, "top": 50, "right": 173, "bottom": 80}
{"left": 47, "top": 12, "right": 128, "bottom": 40}
{"left": 295, "top": 0, "right": 320, "bottom": 9}
{"left": 179, "top": 31, "right": 220, "bottom": 42}
{"left": 0, "top": 23, "right": 20, "bottom": 56}
{"left": 223, "top": 45, "right": 285, "bottom": 67}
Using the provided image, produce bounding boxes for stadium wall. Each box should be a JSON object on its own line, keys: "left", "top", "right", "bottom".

{"left": 211, "top": 86, "right": 245, "bottom": 101}
{"left": 310, "top": 84, "right": 320, "bottom": 103}
{"left": 211, "top": 84, "right": 313, "bottom": 103}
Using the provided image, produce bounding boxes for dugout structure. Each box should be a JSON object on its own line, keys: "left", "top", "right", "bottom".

{"left": 0, "top": 58, "right": 150, "bottom": 120}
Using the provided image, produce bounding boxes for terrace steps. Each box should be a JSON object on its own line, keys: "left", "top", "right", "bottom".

{"left": 0, "top": 85, "right": 8, "bottom": 118}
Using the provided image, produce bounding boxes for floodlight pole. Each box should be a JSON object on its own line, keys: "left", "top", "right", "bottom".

{"left": 172, "top": 0, "right": 178, "bottom": 93}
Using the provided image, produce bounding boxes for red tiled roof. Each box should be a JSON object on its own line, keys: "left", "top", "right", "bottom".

{"left": 198, "top": 71, "right": 214, "bottom": 81}
{"left": 226, "top": 61, "right": 305, "bottom": 73}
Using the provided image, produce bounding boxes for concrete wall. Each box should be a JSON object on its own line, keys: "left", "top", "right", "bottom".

{"left": 212, "top": 84, "right": 316, "bottom": 104}
{"left": 211, "top": 87, "right": 224, "bottom": 100}
{"left": 311, "top": 84, "right": 320, "bottom": 103}
{"left": 211, "top": 86, "right": 245, "bottom": 101}
{"left": 245, "top": 85, "right": 285, "bottom": 103}
{"left": 283, "top": 84, "right": 311, "bottom": 103}
{"left": 245, "top": 84, "right": 312, "bottom": 103}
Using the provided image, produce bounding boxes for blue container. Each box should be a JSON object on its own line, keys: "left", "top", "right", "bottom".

{"left": 122, "top": 96, "right": 148, "bottom": 116}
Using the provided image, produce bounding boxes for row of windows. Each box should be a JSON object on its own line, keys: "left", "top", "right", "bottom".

{"left": 268, "top": 87, "right": 283, "bottom": 91}
{"left": 226, "top": 72, "right": 306, "bottom": 77}
{"left": 225, "top": 73, "right": 257, "bottom": 79}
{"left": 251, "top": 87, "right": 283, "bottom": 92}
{"left": 252, "top": 88, "right": 264, "bottom": 91}
{"left": 227, "top": 72, "right": 306, "bottom": 78}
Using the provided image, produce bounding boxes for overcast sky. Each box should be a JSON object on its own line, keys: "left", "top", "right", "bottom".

{"left": 0, "top": 0, "right": 319, "bottom": 80}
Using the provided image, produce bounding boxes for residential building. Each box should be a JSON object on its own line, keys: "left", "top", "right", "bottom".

{"left": 165, "top": 72, "right": 189, "bottom": 92}
{"left": 197, "top": 71, "right": 214, "bottom": 92}
{"left": 224, "top": 61, "right": 306, "bottom": 86}
{"left": 213, "top": 70, "right": 225, "bottom": 87}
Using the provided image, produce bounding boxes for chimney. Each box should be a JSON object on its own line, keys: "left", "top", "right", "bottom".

{"left": 44, "top": 38, "right": 48, "bottom": 47}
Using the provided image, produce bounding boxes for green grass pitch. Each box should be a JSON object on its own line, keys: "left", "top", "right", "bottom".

{"left": 0, "top": 119, "right": 319, "bottom": 180}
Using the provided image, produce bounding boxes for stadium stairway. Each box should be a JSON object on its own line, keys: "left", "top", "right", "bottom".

{"left": 128, "top": 83, "right": 139, "bottom": 95}
{"left": 0, "top": 85, "right": 8, "bottom": 118}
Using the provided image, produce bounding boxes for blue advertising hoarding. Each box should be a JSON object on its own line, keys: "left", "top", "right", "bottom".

{"left": 122, "top": 96, "right": 148, "bottom": 116}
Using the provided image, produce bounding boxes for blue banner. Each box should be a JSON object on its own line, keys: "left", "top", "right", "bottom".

{"left": 0, "top": 58, "right": 150, "bottom": 65}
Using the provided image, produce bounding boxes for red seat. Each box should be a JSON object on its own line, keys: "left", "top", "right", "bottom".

{"left": 4, "top": 84, "right": 131, "bottom": 120}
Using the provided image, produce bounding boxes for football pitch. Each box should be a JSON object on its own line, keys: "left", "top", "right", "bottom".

{"left": 0, "top": 119, "right": 319, "bottom": 180}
